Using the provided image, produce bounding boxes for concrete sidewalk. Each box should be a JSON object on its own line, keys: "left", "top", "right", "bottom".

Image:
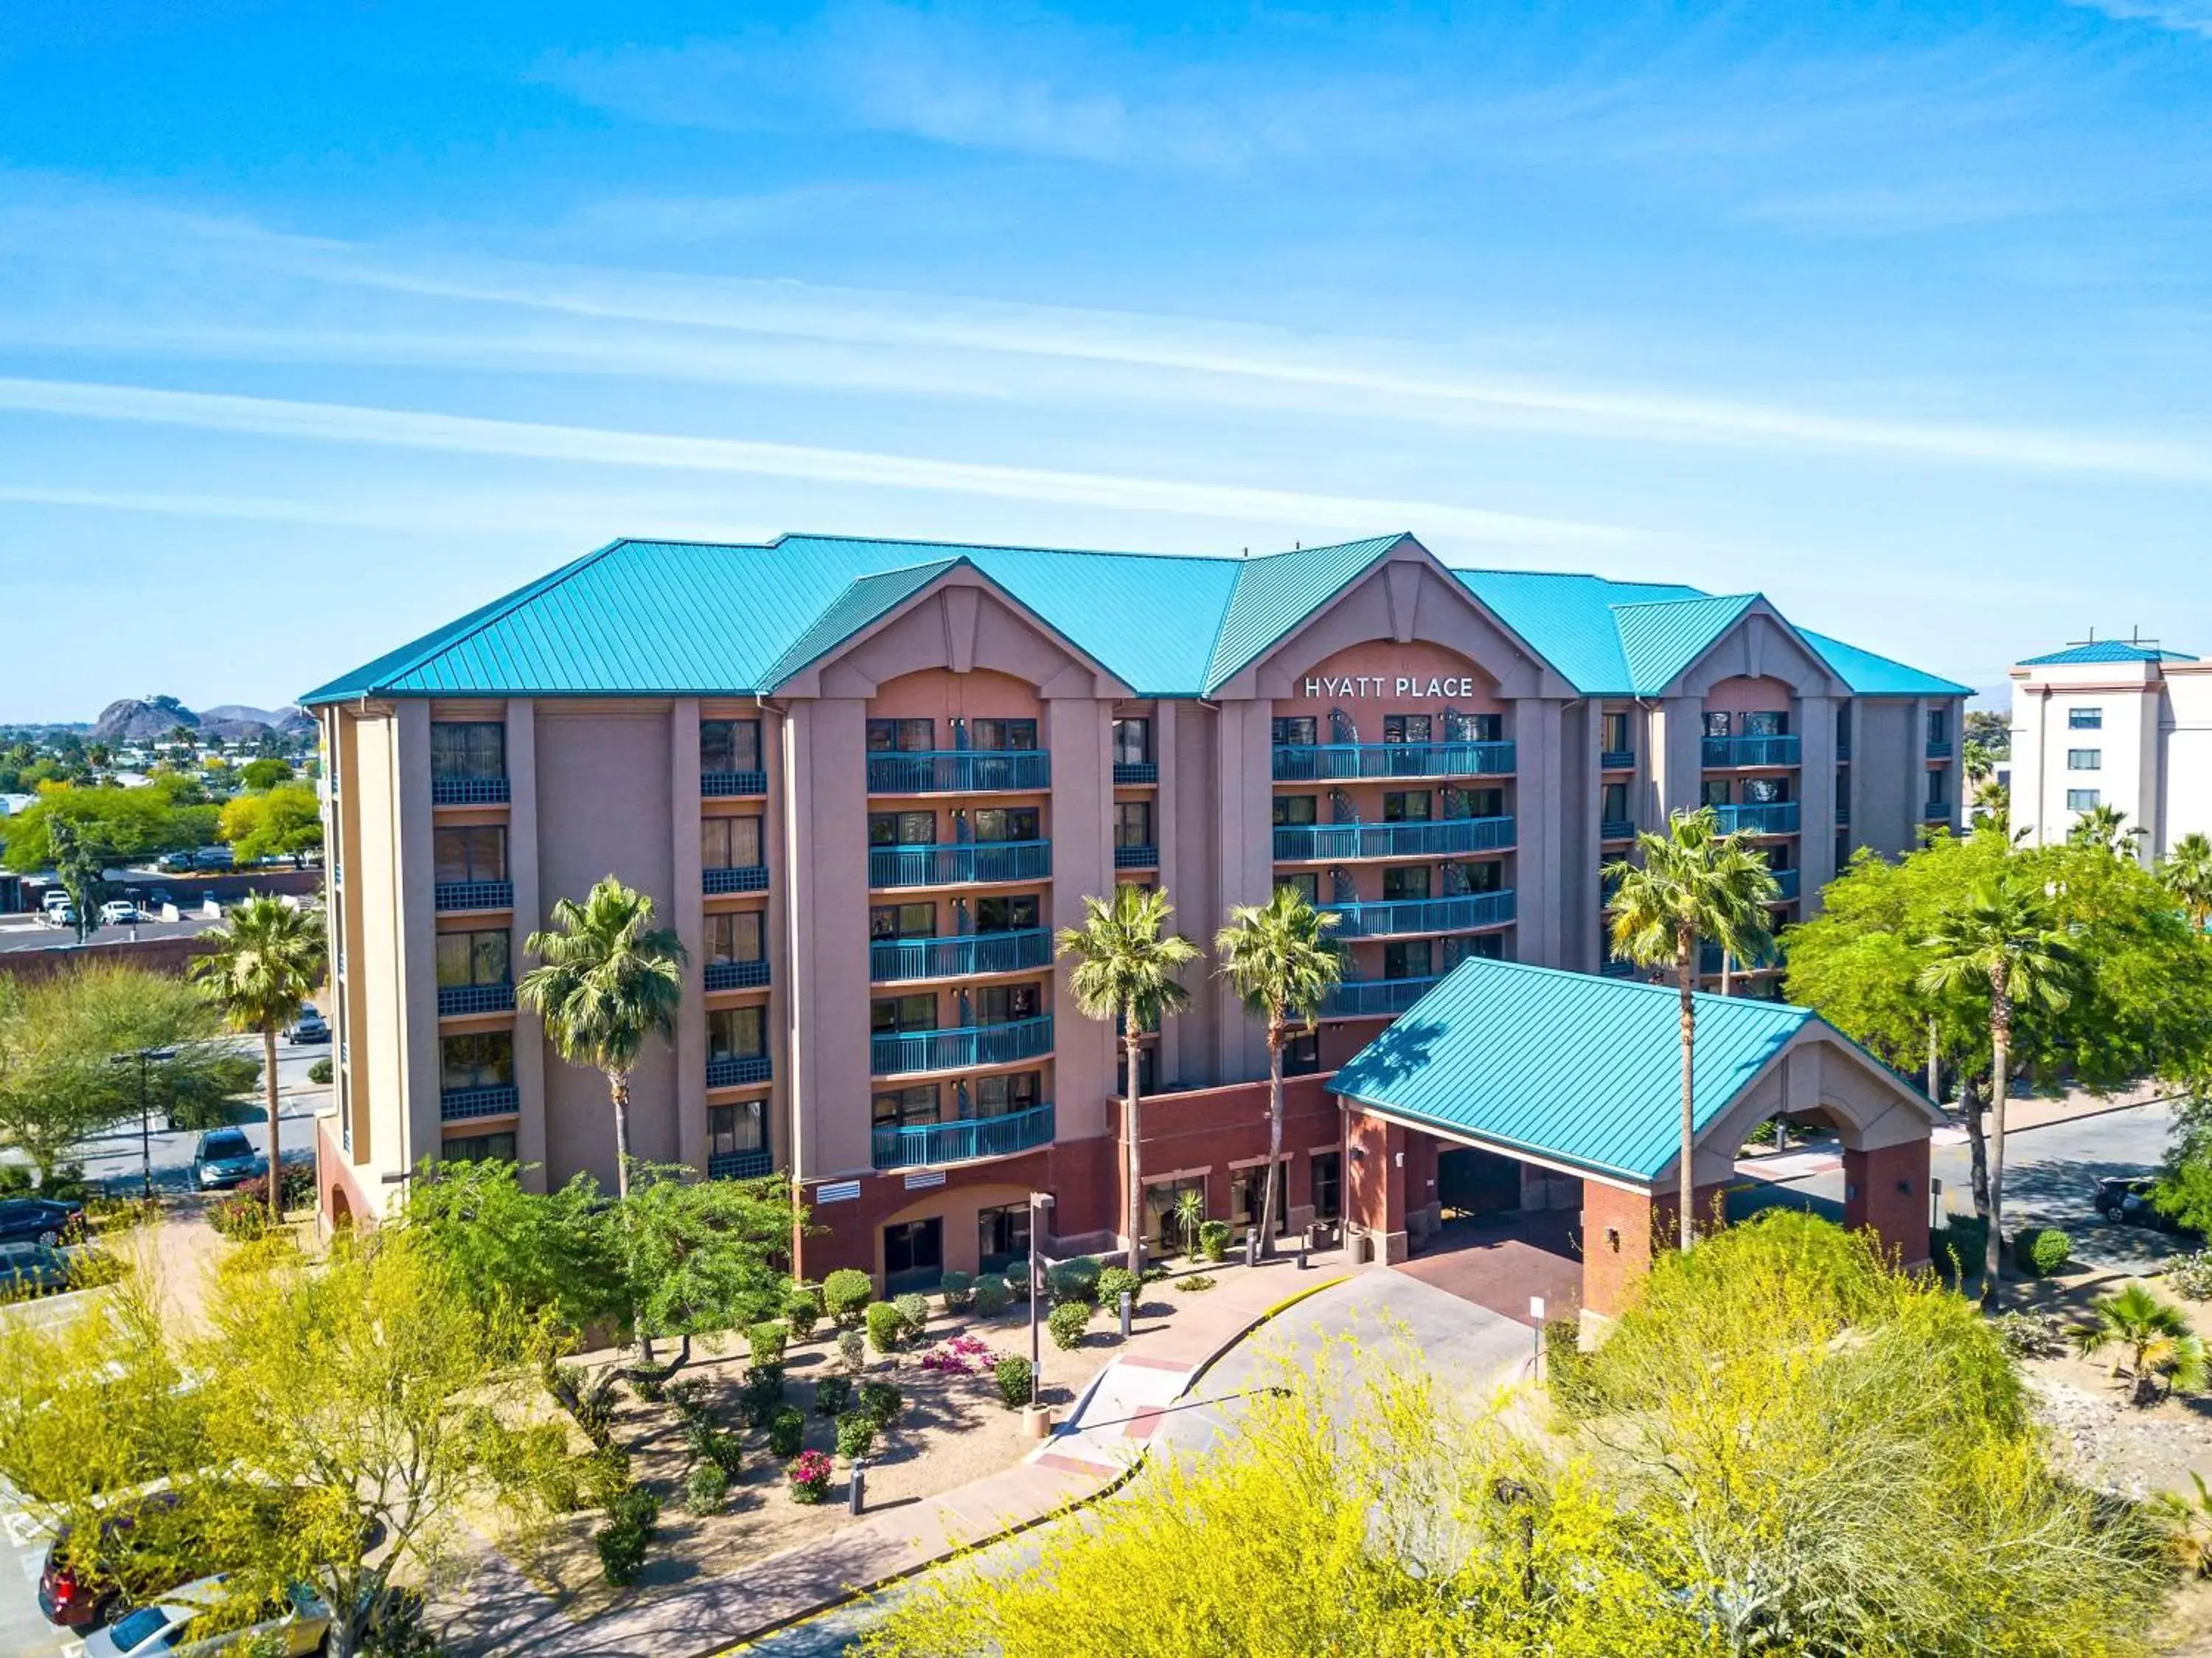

{"left": 448, "top": 1255, "right": 1347, "bottom": 1658}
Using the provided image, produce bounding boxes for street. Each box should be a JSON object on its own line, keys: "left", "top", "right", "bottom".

{"left": 56, "top": 1036, "right": 328, "bottom": 1197}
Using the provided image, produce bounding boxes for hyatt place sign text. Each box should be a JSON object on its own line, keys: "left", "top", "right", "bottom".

{"left": 1302, "top": 675, "right": 1479, "bottom": 699}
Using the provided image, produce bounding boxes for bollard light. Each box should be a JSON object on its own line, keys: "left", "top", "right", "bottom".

{"left": 1297, "top": 1239, "right": 1310, "bottom": 1271}
{"left": 849, "top": 1457, "right": 866, "bottom": 1516}
{"left": 1119, "top": 1288, "right": 1132, "bottom": 1339}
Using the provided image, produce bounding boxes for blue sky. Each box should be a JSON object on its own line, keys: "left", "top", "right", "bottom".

{"left": 4, "top": 0, "right": 2212, "bottom": 719}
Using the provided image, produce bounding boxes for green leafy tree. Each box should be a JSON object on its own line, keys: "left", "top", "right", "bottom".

{"left": 2162, "top": 831, "right": 2212, "bottom": 932}
{"left": 1057, "top": 886, "right": 1198, "bottom": 1274}
{"left": 402, "top": 1157, "right": 623, "bottom": 1339}
{"left": 1214, "top": 887, "right": 1344, "bottom": 1256}
{"left": 1604, "top": 808, "right": 1778, "bottom": 1249}
{"left": 237, "top": 757, "right": 293, "bottom": 791}
{"left": 2076, "top": 1281, "right": 2210, "bottom": 1406}
{"left": 619, "top": 1162, "right": 798, "bottom": 1374}
{"left": 0, "top": 777, "right": 219, "bottom": 872}
{"left": 47, "top": 816, "right": 110, "bottom": 944}
{"left": 218, "top": 780, "right": 322, "bottom": 867}
{"left": 191, "top": 896, "right": 327, "bottom": 1224}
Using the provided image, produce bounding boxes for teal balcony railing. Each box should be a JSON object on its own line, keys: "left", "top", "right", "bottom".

{"left": 1273, "top": 815, "right": 1514, "bottom": 862}
{"left": 701, "top": 770, "right": 768, "bottom": 797}
{"left": 1599, "top": 958, "right": 1636, "bottom": 978}
{"left": 869, "top": 840, "right": 1051, "bottom": 888}
{"left": 431, "top": 776, "right": 510, "bottom": 805}
{"left": 1600, "top": 817, "right": 1636, "bottom": 841}
{"left": 434, "top": 880, "right": 512, "bottom": 912}
{"left": 1112, "top": 761, "right": 1158, "bottom": 785}
{"left": 1926, "top": 739, "right": 1952, "bottom": 759}
{"left": 1924, "top": 799, "right": 1950, "bottom": 820}
{"left": 437, "top": 982, "right": 514, "bottom": 1016}
{"left": 872, "top": 1101, "right": 1056, "bottom": 1170}
{"left": 1323, "top": 889, "right": 1515, "bottom": 938}
{"left": 706, "top": 1053, "right": 772, "bottom": 1089}
{"left": 866, "top": 750, "right": 1050, "bottom": 794}
{"left": 440, "top": 1084, "right": 519, "bottom": 1121}
{"left": 1703, "top": 735, "right": 1801, "bottom": 768}
{"left": 1321, "top": 975, "right": 1442, "bottom": 1018}
{"left": 872, "top": 1014, "right": 1054, "bottom": 1076}
{"left": 1270, "top": 740, "right": 1514, "bottom": 781}
{"left": 704, "top": 864, "right": 770, "bottom": 894}
{"left": 1701, "top": 941, "right": 1784, "bottom": 975}
{"left": 703, "top": 958, "right": 771, "bottom": 991}
{"left": 708, "top": 1145, "right": 773, "bottom": 1180}
{"left": 1713, "top": 802, "right": 1799, "bottom": 835}
{"left": 871, "top": 927, "right": 1053, "bottom": 983}
{"left": 1599, "top": 749, "right": 1635, "bottom": 771}
{"left": 1769, "top": 867, "right": 1801, "bottom": 901}
{"left": 1114, "top": 843, "right": 1159, "bottom": 869}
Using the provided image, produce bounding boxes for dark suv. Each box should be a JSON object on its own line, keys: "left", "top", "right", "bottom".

{"left": 2093, "top": 1176, "right": 2181, "bottom": 1232}
{"left": 0, "top": 1196, "right": 84, "bottom": 1247}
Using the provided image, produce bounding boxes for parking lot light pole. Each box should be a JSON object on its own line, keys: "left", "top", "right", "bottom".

{"left": 108, "top": 1047, "right": 177, "bottom": 1201}
{"left": 1028, "top": 1190, "right": 1054, "bottom": 1408}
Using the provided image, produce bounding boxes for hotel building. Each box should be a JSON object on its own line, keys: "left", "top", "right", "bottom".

{"left": 305, "top": 533, "right": 1964, "bottom": 1296}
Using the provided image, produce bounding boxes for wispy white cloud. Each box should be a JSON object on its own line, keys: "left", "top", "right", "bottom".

{"left": 2067, "top": 0, "right": 2212, "bottom": 39}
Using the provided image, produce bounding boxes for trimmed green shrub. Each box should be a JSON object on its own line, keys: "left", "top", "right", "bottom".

{"left": 971, "top": 1274, "right": 1012, "bottom": 1317}
{"left": 2014, "top": 1227, "right": 2072, "bottom": 1278}
{"left": 894, "top": 1291, "right": 931, "bottom": 1333}
{"left": 307, "top": 1056, "right": 333, "bottom": 1084}
{"left": 785, "top": 1287, "right": 822, "bottom": 1339}
{"left": 747, "top": 1319, "right": 790, "bottom": 1368}
{"left": 685, "top": 1460, "right": 729, "bottom": 1515}
{"left": 1048, "top": 1300, "right": 1093, "bottom": 1351}
{"left": 1174, "top": 1273, "right": 1217, "bottom": 1293}
{"left": 993, "top": 1354, "right": 1034, "bottom": 1409}
{"left": 691, "top": 1426, "right": 743, "bottom": 1477}
{"left": 631, "top": 1371, "right": 667, "bottom": 1404}
{"left": 835, "top": 1410, "right": 877, "bottom": 1459}
{"left": 768, "top": 1406, "right": 805, "bottom": 1457}
{"left": 859, "top": 1378, "right": 904, "bottom": 1429}
{"left": 824, "top": 1268, "right": 875, "bottom": 1328}
{"left": 1933, "top": 1216, "right": 1991, "bottom": 1290}
{"left": 664, "top": 1377, "right": 712, "bottom": 1423}
{"left": 1004, "top": 1268, "right": 1032, "bottom": 1304}
{"left": 1197, "top": 1220, "right": 1234, "bottom": 1262}
{"left": 813, "top": 1373, "right": 853, "bottom": 1418}
{"left": 594, "top": 1485, "right": 659, "bottom": 1586}
{"left": 737, "top": 1365, "right": 786, "bottom": 1427}
{"left": 837, "top": 1330, "right": 866, "bottom": 1373}
{"left": 1046, "top": 1255, "right": 1102, "bottom": 1306}
{"left": 1096, "top": 1266, "right": 1142, "bottom": 1311}
{"left": 939, "top": 1269, "right": 975, "bottom": 1312}
{"left": 866, "top": 1300, "right": 908, "bottom": 1355}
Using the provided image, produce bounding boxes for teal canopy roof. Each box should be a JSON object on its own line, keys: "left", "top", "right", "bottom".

{"left": 1329, "top": 958, "right": 1818, "bottom": 1184}
{"left": 2020, "top": 640, "right": 2197, "bottom": 666}
{"left": 302, "top": 531, "right": 1963, "bottom": 707}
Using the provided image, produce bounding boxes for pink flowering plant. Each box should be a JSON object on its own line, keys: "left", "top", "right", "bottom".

{"left": 787, "top": 1448, "right": 835, "bottom": 1504}
{"left": 918, "top": 1334, "right": 999, "bottom": 1376}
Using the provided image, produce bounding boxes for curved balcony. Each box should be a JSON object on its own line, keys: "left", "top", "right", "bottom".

{"left": 1768, "top": 868, "right": 1801, "bottom": 901}
{"left": 706, "top": 1053, "right": 773, "bottom": 1089}
{"left": 872, "top": 1014, "right": 1054, "bottom": 1077}
{"left": 1713, "top": 802, "right": 1799, "bottom": 836}
{"left": 872, "top": 1101, "right": 1056, "bottom": 1171}
{"left": 1271, "top": 740, "right": 1513, "bottom": 782}
{"left": 704, "top": 958, "right": 771, "bottom": 991}
{"left": 1321, "top": 974, "right": 1442, "bottom": 1019}
{"left": 1323, "top": 889, "right": 1515, "bottom": 938}
{"left": 437, "top": 982, "right": 515, "bottom": 1016}
{"left": 440, "top": 1084, "right": 519, "bottom": 1122}
{"left": 869, "top": 840, "right": 1051, "bottom": 889}
{"left": 871, "top": 927, "right": 1053, "bottom": 983}
{"left": 1703, "top": 735, "right": 1801, "bottom": 768}
{"left": 866, "top": 749, "right": 1050, "bottom": 794}
{"left": 1273, "top": 816, "right": 1513, "bottom": 862}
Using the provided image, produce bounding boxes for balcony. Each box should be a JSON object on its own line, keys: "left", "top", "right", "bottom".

{"left": 701, "top": 770, "right": 768, "bottom": 798}
{"left": 1323, "top": 889, "right": 1515, "bottom": 938}
{"left": 1768, "top": 868, "right": 1801, "bottom": 901}
{"left": 1924, "top": 800, "right": 1950, "bottom": 821}
{"left": 431, "top": 776, "right": 509, "bottom": 806}
{"left": 1270, "top": 740, "right": 1514, "bottom": 782}
{"left": 1321, "top": 975, "right": 1442, "bottom": 1019}
{"left": 1926, "top": 740, "right": 1953, "bottom": 759}
{"left": 872, "top": 1014, "right": 1054, "bottom": 1077}
{"left": 1113, "top": 843, "right": 1159, "bottom": 870}
{"left": 1836, "top": 802, "right": 1851, "bottom": 826}
{"left": 1112, "top": 761, "right": 1158, "bottom": 785}
{"left": 708, "top": 1146, "right": 773, "bottom": 1181}
{"left": 1700, "top": 942, "right": 1784, "bottom": 975}
{"left": 437, "top": 982, "right": 515, "bottom": 1016}
{"left": 704, "top": 958, "right": 771, "bottom": 991}
{"left": 434, "top": 880, "right": 512, "bottom": 912}
{"left": 866, "top": 750, "right": 1050, "bottom": 794}
{"left": 704, "top": 864, "right": 770, "bottom": 895}
{"left": 872, "top": 1101, "right": 1057, "bottom": 1171}
{"left": 869, "top": 840, "right": 1051, "bottom": 889}
{"left": 1703, "top": 735, "right": 1801, "bottom": 769}
{"left": 1837, "top": 736, "right": 1852, "bottom": 762}
{"left": 1273, "top": 815, "right": 1514, "bottom": 862}
{"left": 872, "top": 926, "right": 1054, "bottom": 983}
{"left": 1600, "top": 749, "right": 1635, "bottom": 771}
{"left": 441, "top": 1084, "right": 519, "bottom": 1122}
{"left": 1713, "top": 802, "right": 1799, "bottom": 836}
{"left": 1600, "top": 817, "right": 1636, "bottom": 842}
{"left": 1599, "top": 958, "right": 1636, "bottom": 979}
{"left": 706, "top": 1054, "right": 773, "bottom": 1089}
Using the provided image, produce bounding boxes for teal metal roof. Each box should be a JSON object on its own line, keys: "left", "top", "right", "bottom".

{"left": 2019, "top": 640, "right": 2197, "bottom": 666}
{"left": 302, "top": 531, "right": 1966, "bottom": 707}
{"left": 1328, "top": 958, "right": 1814, "bottom": 1184}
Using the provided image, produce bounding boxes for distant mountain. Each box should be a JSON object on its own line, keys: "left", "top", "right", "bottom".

{"left": 89, "top": 696, "right": 313, "bottom": 744}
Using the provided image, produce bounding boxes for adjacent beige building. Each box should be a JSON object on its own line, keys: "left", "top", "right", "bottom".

{"left": 2010, "top": 637, "right": 2212, "bottom": 859}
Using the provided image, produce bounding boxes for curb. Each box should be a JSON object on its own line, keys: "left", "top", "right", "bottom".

{"left": 709, "top": 1269, "right": 1356, "bottom": 1655}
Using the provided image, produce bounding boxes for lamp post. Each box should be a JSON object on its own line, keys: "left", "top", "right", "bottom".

{"left": 1028, "top": 1190, "right": 1054, "bottom": 1409}
{"left": 107, "top": 1047, "right": 176, "bottom": 1201}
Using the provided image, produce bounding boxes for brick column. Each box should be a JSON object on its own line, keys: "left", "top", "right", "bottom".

{"left": 1581, "top": 1182, "right": 1656, "bottom": 1318}
{"left": 1345, "top": 1109, "right": 1408, "bottom": 1263}
{"left": 1845, "top": 1140, "right": 1932, "bottom": 1266}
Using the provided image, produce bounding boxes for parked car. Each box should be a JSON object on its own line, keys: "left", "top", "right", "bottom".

{"left": 2093, "top": 1176, "right": 2183, "bottom": 1232}
{"left": 83, "top": 1575, "right": 330, "bottom": 1657}
{"left": 39, "top": 903, "right": 74, "bottom": 928}
{"left": 192, "top": 847, "right": 234, "bottom": 871}
{"left": 157, "top": 851, "right": 198, "bottom": 874}
{"left": 285, "top": 1006, "right": 330, "bottom": 1044}
{"left": 192, "top": 1129, "right": 267, "bottom": 1191}
{"left": 37, "top": 1492, "right": 189, "bottom": 1630}
{"left": 0, "top": 1241, "right": 75, "bottom": 1299}
{"left": 41, "top": 888, "right": 72, "bottom": 912}
{"left": 0, "top": 1195, "right": 84, "bottom": 1246}
{"left": 144, "top": 887, "right": 176, "bottom": 915}
{"left": 98, "top": 900, "right": 142, "bottom": 926}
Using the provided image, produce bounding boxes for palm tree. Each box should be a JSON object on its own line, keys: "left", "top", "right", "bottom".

{"left": 2068, "top": 801, "right": 2145, "bottom": 860}
{"left": 1918, "top": 872, "right": 2076, "bottom": 1308}
{"left": 2076, "top": 1282, "right": 2209, "bottom": 1405}
{"left": 1215, "top": 887, "right": 1346, "bottom": 1258}
{"left": 192, "top": 895, "right": 327, "bottom": 1224}
{"left": 1972, "top": 777, "right": 2009, "bottom": 837}
{"left": 1708, "top": 839, "right": 1779, "bottom": 997}
{"left": 1058, "top": 886, "right": 1199, "bottom": 1274}
{"left": 518, "top": 878, "right": 686, "bottom": 1206}
{"left": 1604, "top": 808, "right": 1779, "bottom": 1250}
{"left": 2162, "top": 832, "right": 2212, "bottom": 932}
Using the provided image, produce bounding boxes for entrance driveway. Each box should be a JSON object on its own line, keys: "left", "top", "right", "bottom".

{"left": 1395, "top": 1207, "right": 1585, "bottom": 1327}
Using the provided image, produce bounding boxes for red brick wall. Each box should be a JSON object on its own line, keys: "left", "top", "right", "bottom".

{"left": 1580, "top": 1182, "right": 1655, "bottom": 1317}
{"left": 1845, "top": 1140, "right": 1932, "bottom": 1267}
{"left": 316, "top": 1114, "right": 376, "bottom": 1231}
{"left": 0, "top": 933, "right": 217, "bottom": 983}
{"left": 1345, "top": 1109, "right": 1408, "bottom": 1260}
{"left": 1133, "top": 1072, "right": 1340, "bottom": 1227}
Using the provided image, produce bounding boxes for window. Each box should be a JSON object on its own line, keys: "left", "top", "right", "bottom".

{"left": 1703, "top": 711, "right": 1733, "bottom": 738}
{"left": 1383, "top": 939, "right": 1433, "bottom": 979}
{"left": 871, "top": 994, "right": 937, "bottom": 1036}
{"left": 1280, "top": 873, "right": 1321, "bottom": 903}
{"left": 978, "top": 1202, "right": 1031, "bottom": 1274}
{"left": 1600, "top": 781, "right": 1629, "bottom": 822}
{"left": 978, "top": 982, "right": 1043, "bottom": 1024}
{"left": 1601, "top": 712, "right": 1631, "bottom": 753}
{"left": 1382, "top": 866, "right": 1432, "bottom": 901}
{"left": 2067, "top": 788, "right": 2101, "bottom": 811}
{"left": 1745, "top": 710, "right": 1789, "bottom": 738}
{"left": 1311, "top": 1151, "right": 1341, "bottom": 1222}
{"left": 431, "top": 722, "right": 504, "bottom": 780}
{"left": 1445, "top": 859, "right": 1503, "bottom": 893}
{"left": 2067, "top": 749, "right": 2101, "bottom": 771}
{"left": 870, "top": 902, "right": 937, "bottom": 941}
{"left": 1382, "top": 714, "right": 1432, "bottom": 744}
{"left": 1467, "top": 712, "right": 1503, "bottom": 742}
{"left": 883, "top": 1218, "right": 943, "bottom": 1282}
{"left": 706, "top": 909, "right": 764, "bottom": 964}
{"left": 440, "top": 1032, "right": 513, "bottom": 1092}
{"left": 701, "top": 816, "right": 763, "bottom": 870}
{"left": 1447, "top": 932, "right": 1506, "bottom": 963}
{"left": 442, "top": 1131, "right": 516, "bottom": 1163}
{"left": 711, "top": 1100, "right": 765, "bottom": 1155}
{"left": 701, "top": 719, "right": 761, "bottom": 774}
{"left": 973, "top": 807, "right": 1039, "bottom": 843}
{"left": 869, "top": 811, "right": 936, "bottom": 846}
{"left": 872, "top": 1084, "right": 940, "bottom": 1129}
{"left": 1273, "top": 794, "right": 1318, "bottom": 827}
{"left": 1231, "top": 1165, "right": 1288, "bottom": 1230}
{"left": 1382, "top": 791, "right": 1432, "bottom": 822}
{"left": 434, "top": 825, "right": 505, "bottom": 883}
{"left": 1271, "top": 716, "right": 1318, "bottom": 746}
{"left": 867, "top": 718, "right": 933, "bottom": 752}
{"left": 977, "top": 895, "right": 1041, "bottom": 932}
{"left": 435, "top": 929, "right": 509, "bottom": 988}
{"left": 1926, "top": 774, "right": 1947, "bottom": 809}
{"left": 1282, "top": 1032, "right": 1321, "bottom": 1075}
{"left": 977, "top": 1070, "right": 1043, "bottom": 1116}
{"left": 1114, "top": 801, "right": 1153, "bottom": 849}
{"left": 969, "top": 718, "right": 1037, "bottom": 752}
{"left": 1836, "top": 830, "right": 1850, "bottom": 869}
{"left": 1144, "top": 1177, "right": 1206, "bottom": 1252}
{"left": 1113, "top": 718, "right": 1151, "bottom": 765}
{"left": 1835, "top": 704, "right": 1851, "bottom": 741}
{"left": 1927, "top": 709, "right": 1949, "bottom": 744}
{"left": 2070, "top": 707, "right": 2104, "bottom": 730}
{"left": 1700, "top": 780, "right": 1733, "bottom": 808}
{"left": 1465, "top": 787, "right": 1505, "bottom": 818}
{"left": 1743, "top": 777, "right": 1788, "bottom": 804}
{"left": 1120, "top": 1044, "right": 1158, "bottom": 1095}
{"left": 708, "top": 1005, "right": 766, "bottom": 1060}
